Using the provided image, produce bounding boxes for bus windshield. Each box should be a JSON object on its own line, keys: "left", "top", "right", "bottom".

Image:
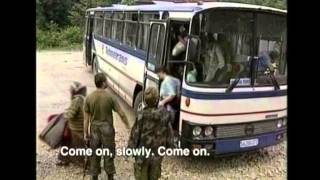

{"left": 186, "top": 10, "right": 287, "bottom": 88}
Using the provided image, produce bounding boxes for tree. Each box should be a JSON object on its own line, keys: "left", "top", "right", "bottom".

{"left": 36, "top": 0, "right": 46, "bottom": 29}
{"left": 68, "top": 0, "right": 117, "bottom": 31}
{"left": 121, "top": 0, "right": 135, "bottom": 5}
{"left": 37, "top": 0, "right": 75, "bottom": 29}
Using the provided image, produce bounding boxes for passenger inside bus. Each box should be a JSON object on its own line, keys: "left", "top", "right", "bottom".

{"left": 202, "top": 32, "right": 226, "bottom": 82}
{"left": 169, "top": 22, "right": 189, "bottom": 80}
{"left": 172, "top": 25, "right": 188, "bottom": 60}
{"left": 186, "top": 37, "right": 203, "bottom": 83}
{"left": 186, "top": 32, "right": 247, "bottom": 86}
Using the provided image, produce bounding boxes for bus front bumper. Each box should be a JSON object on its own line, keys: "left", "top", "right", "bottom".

{"left": 180, "top": 129, "right": 286, "bottom": 155}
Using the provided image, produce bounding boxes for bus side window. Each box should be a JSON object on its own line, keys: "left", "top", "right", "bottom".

{"left": 138, "top": 12, "right": 159, "bottom": 51}
{"left": 94, "top": 11, "right": 103, "bottom": 37}
{"left": 123, "top": 12, "right": 138, "bottom": 48}
{"left": 103, "top": 12, "right": 112, "bottom": 39}
{"left": 147, "top": 24, "right": 165, "bottom": 71}
{"left": 112, "top": 12, "right": 124, "bottom": 43}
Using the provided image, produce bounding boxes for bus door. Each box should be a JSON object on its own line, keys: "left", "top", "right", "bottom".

{"left": 84, "top": 11, "right": 94, "bottom": 65}
{"left": 143, "top": 21, "right": 168, "bottom": 104}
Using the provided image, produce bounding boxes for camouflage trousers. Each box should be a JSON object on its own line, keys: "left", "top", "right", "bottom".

{"left": 134, "top": 157, "right": 162, "bottom": 180}
{"left": 58, "top": 130, "right": 84, "bottom": 164}
{"left": 89, "top": 121, "right": 116, "bottom": 176}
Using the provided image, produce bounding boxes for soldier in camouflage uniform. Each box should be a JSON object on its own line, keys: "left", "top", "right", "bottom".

{"left": 57, "top": 81, "right": 87, "bottom": 166}
{"left": 128, "top": 87, "right": 174, "bottom": 180}
{"left": 84, "top": 73, "right": 130, "bottom": 180}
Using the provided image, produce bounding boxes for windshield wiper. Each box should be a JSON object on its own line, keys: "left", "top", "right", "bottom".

{"left": 226, "top": 57, "right": 280, "bottom": 93}
{"left": 253, "top": 57, "right": 280, "bottom": 91}
{"left": 255, "top": 60, "right": 280, "bottom": 91}
{"left": 225, "top": 56, "right": 254, "bottom": 93}
{"left": 225, "top": 78, "right": 240, "bottom": 93}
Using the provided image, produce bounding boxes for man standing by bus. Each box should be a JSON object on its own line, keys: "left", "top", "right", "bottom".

{"left": 156, "top": 66, "right": 181, "bottom": 133}
{"left": 156, "top": 66, "right": 180, "bottom": 113}
{"left": 84, "top": 73, "right": 130, "bottom": 180}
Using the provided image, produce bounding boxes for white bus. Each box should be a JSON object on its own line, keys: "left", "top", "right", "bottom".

{"left": 83, "top": 0, "right": 287, "bottom": 155}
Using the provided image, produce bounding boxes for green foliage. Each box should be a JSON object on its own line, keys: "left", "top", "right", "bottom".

{"left": 37, "top": 0, "right": 118, "bottom": 49}
{"left": 37, "top": 22, "right": 83, "bottom": 49}
{"left": 37, "top": 0, "right": 75, "bottom": 29}
{"left": 68, "top": 0, "right": 88, "bottom": 30}
{"left": 68, "top": 0, "right": 114, "bottom": 32}
{"left": 121, "top": 0, "right": 135, "bottom": 5}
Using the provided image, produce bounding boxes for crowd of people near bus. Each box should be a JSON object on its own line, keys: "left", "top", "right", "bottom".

{"left": 44, "top": 69, "right": 181, "bottom": 180}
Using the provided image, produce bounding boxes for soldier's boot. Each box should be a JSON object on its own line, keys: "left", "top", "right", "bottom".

{"left": 107, "top": 174, "right": 114, "bottom": 180}
{"left": 91, "top": 175, "right": 98, "bottom": 180}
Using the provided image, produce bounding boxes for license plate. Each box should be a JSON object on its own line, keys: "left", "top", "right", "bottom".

{"left": 240, "top": 139, "right": 259, "bottom": 148}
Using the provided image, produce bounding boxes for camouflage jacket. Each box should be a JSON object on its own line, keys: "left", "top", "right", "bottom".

{"left": 127, "top": 107, "right": 174, "bottom": 157}
{"left": 63, "top": 95, "right": 85, "bottom": 132}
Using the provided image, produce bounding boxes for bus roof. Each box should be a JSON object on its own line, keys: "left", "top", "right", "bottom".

{"left": 87, "top": 1, "right": 287, "bottom": 14}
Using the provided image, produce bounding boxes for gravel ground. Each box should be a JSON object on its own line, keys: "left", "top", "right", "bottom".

{"left": 36, "top": 50, "right": 287, "bottom": 180}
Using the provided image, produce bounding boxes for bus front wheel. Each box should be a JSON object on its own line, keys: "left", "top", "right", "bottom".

{"left": 133, "top": 91, "right": 143, "bottom": 114}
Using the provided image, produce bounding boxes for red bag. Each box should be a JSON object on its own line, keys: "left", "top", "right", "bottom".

{"left": 47, "top": 114, "right": 70, "bottom": 140}
{"left": 47, "top": 114, "right": 58, "bottom": 123}
{"left": 39, "top": 114, "right": 66, "bottom": 149}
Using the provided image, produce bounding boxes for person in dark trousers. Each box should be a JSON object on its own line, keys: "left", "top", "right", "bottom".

{"left": 128, "top": 87, "right": 174, "bottom": 180}
{"left": 84, "top": 73, "right": 130, "bottom": 180}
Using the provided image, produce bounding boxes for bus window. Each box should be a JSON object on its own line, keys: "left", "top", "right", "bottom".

{"left": 94, "top": 11, "right": 104, "bottom": 37}
{"left": 123, "top": 12, "right": 138, "bottom": 48}
{"left": 138, "top": 13, "right": 159, "bottom": 51}
{"left": 111, "top": 12, "right": 124, "bottom": 43}
{"left": 103, "top": 12, "right": 112, "bottom": 39}
{"left": 255, "top": 13, "right": 287, "bottom": 85}
{"left": 147, "top": 24, "right": 165, "bottom": 71}
{"left": 187, "top": 10, "right": 286, "bottom": 88}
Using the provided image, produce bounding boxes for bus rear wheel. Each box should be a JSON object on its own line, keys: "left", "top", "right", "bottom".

{"left": 133, "top": 91, "right": 143, "bottom": 114}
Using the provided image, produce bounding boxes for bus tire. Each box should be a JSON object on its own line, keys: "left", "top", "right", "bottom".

{"left": 92, "top": 56, "right": 99, "bottom": 75}
{"left": 133, "top": 91, "right": 143, "bottom": 114}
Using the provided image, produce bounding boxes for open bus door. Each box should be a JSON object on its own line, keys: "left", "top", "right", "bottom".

{"left": 84, "top": 11, "right": 94, "bottom": 65}
{"left": 142, "top": 21, "right": 168, "bottom": 109}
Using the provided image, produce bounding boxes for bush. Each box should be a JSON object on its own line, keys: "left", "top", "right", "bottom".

{"left": 36, "top": 23, "right": 83, "bottom": 49}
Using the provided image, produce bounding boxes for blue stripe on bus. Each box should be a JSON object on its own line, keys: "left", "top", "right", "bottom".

{"left": 181, "top": 88, "right": 287, "bottom": 100}
{"left": 94, "top": 35, "right": 147, "bottom": 60}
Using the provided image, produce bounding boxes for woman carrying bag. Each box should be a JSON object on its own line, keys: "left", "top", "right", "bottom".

{"left": 56, "top": 81, "right": 87, "bottom": 166}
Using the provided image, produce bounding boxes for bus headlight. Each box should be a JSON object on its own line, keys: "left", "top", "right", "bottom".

{"left": 204, "top": 126, "right": 213, "bottom": 136}
{"left": 277, "top": 119, "right": 283, "bottom": 128}
{"left": 192, "top": 126, "right": 202, "bottom": 136}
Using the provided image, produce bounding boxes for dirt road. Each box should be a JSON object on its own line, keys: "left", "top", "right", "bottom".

{"left": 36, "top": 50, "right": 286, "bottom": 180}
